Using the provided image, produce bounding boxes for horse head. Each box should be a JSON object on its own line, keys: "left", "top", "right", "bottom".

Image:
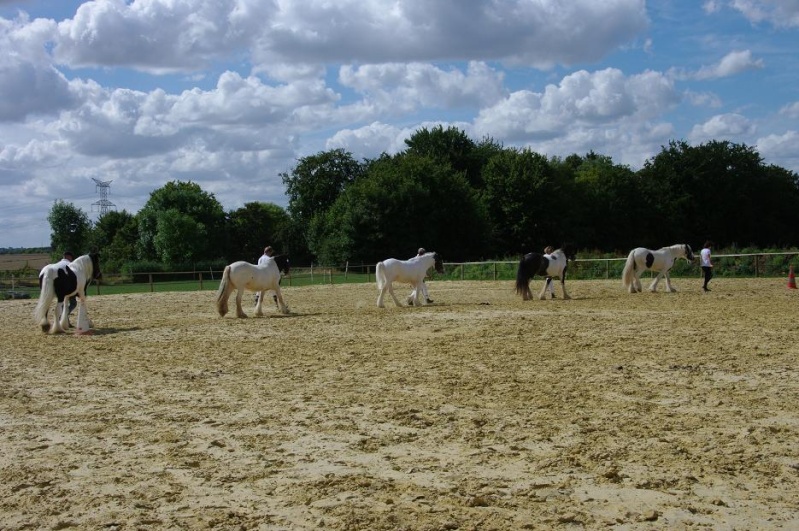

{"left": 89, "top": 252, "right": 102, "bottom": 280}
{"left": 432, "top": 252, "right": 445, "bottom": 274}
{"left": 683, "top": 244, "right": 694, "bottom": 261}
{"left": 273, "top": 254, "right": 290, "bottom": 275}
{"left": 560, "top": 244, "right": 577, "bottom": 262}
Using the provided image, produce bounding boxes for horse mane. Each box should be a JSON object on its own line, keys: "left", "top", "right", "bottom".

{"left": 273, "top": 254, "right": 290, "bottom": 275}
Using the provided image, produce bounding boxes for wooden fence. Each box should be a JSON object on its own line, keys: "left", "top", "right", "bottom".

{"left": 2, "top": 252, "right": 797, "bottom": 299}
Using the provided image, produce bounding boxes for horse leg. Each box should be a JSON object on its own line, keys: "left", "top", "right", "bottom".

{"left": 649, "top": 273, "right": 663, "bottom": 292}
{"left": 412, "top": 283, "right": 423, "bottom": 306}
{"left": 663, "top": 272, "right": 676, "bottom": 292}
{"left": 50, "top": 301, "right": 66, "bottom": 334}
{"left": 420, "top": 280, "right": 433, "bottom": 304}
{"left": 377, "top": 286, "right": 387, "bottom": 308}
{"left": 387, "top": 283, "right": 403, "bottom": 307}
{"left": 274, "top": 286, "right": 290, "bottom": 314}
{"left": 235, "top": 289, "right": 248, "bottom": 318}
{"left": 254, "top": 290, "right": 265, "bottom": 317}
{"left": 537, "top": 280, "right": 548, "bottom": 300}
{"left": 632, "top": 272, "right": 643, "bottom": 293}
{"left": 561, "top": 278, "right": 572, "bottom": 300}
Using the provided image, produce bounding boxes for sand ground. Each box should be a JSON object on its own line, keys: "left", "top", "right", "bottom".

{"left": 1, "top": 278, "right": 798, "bottom": 530}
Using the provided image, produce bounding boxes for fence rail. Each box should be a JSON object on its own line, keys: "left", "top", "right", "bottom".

{"left": 2, "top": 252, "right": 797, "bottom": 299}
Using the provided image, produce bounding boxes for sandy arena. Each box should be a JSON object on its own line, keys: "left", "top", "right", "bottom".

{"left": 1, "top": 278, "right": 798, "bottom": 530}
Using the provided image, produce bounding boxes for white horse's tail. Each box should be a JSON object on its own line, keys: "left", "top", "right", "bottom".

{"left": 215, "top": 266, "right": 233, "bottom": 316}
{"left": 376, "top": 261, "right": 386, "bottom": 290}
{"left": 621, "top": 249, "right": 636, "bottom": 289}
{"left": 33, "top": 268, "right": 57, "bottom": 331}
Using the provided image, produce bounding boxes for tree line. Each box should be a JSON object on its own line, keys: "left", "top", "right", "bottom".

{"left": 46, "top": 126, "right": 799, "bottom": 273}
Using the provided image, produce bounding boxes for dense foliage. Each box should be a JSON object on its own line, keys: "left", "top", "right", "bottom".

{"left": 45, "top": 128, "right": 799, "bottom": 272}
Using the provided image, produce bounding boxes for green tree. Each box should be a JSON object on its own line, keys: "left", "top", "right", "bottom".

{"left": 281, "top": 149, "right": 363, "bottom": 256}
{"left": 405, "top": 126, "right": 491, "bottom": 188}
{"left": 571, "top": 152, "right": 640, "bottom": 250}
{"left": 637, "top": 140, "right": 797, "bottom": 247}
{"left": 90, "top": 210, "right": 137, "bottom": 272}
{"left": 312, "top": 153, "right": 489, "bottom": 264}
{"left": 152, "top": 209, "right": 206, "bottom": 265}
{"left": 137, "top": 181, "right": 226, "bottom": 263}
{"left": 226, "top": 202, "right": 290, "bottom": 262}
{"left": 46, "top": 200, "right": 92, "bottom": 259}
{"left": 481, "top": 148, "right": 560, "bottom": 254}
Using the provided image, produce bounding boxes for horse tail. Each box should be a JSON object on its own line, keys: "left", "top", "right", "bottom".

{"left": 215, "top": 266, "right": 233, "bottom": 316}
{"left": 515, "top": 256, "right": 531, "bottom": 298}
{"left": 621, "top": 249, "right": 636, "bottom": 289}
{"left": 376, "top": 261, "right": 386, "bottom": 290}
{"left": 33, "top": 268, "right": 56, "bottom": 331}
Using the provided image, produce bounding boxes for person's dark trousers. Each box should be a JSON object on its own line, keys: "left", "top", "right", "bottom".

{"left": 701, "top": 266, "right": 713, "bottom": 290}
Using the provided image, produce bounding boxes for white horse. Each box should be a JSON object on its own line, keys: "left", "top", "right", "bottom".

{"left": 376, "top": 252, "right": 444, "bottom": 308}
{"left": 216, "top": 255, "right": 290, "bottom": 318}
{"left": 34, "top": 253, "right": 102, "bottom": 333}
{"left": 515, "top": 244, "right": 576, "bottom": 300}
{"left": 621, "top": 244, "right": 694, "bottom": 293}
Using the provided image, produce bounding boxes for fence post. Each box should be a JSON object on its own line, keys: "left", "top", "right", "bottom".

{"left": 149, "top": 273, "right": 154, "bottom": 293}
{"left": 345, "top": 261, "right": 348, "bottom": 280}
{"left": 199, "top": 272, "right": 203, "bottom": 290}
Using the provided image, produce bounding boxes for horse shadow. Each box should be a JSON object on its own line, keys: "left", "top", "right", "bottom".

{"left": 85, "top": 326, "right": 143, "bottom": 336}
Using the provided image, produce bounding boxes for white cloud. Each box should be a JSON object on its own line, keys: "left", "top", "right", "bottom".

{"left": 338, "top": 62, "right": 505, "bottom": 114}
{"left": 0, "top": 16, "right": 79, "bottom": 121}
{"left": 779, "top": 101, "right": 799, "bottom": 118}
{"left": 729, "top": 0, "right": 799, "bottom": 28}
{"left": 474, "top": 68, "right": 680, "bottom": 142}
{"left": 54, "top": 0, "right": 265, "bottom": 73}
{"left": 688, "top": 113, "right": 756, "bottom": 142}
{"left": 48, "top": 0, "right": 647, "bottom": 73}
{"left": 756, "top": 130, "right": 799, "bottom": 165}
{"left": 694, "top": 50, "right": 764, "bottom": 80}
{"left": 325, "top": 122, "right": 408, "bottom": 159}
{"left": 684, "top": 90, "right": 724, "bottom": 108}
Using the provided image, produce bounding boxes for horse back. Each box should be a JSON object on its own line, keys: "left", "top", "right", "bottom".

{"left": 380, "top": 258, "right": 425, "bottom": 284}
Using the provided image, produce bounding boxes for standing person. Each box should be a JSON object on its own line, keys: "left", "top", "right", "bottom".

{"left": 258, "top": 246, "right": 274, "bottom": 266}
{"left": 700, "top": 240, "right": 713, "bottom": 292}
{"left": 543, "top": 246, "right": 556, "bottom": 298}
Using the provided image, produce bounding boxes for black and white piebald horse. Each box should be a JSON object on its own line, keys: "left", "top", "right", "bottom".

{"left": 34, "top": 253, "right": 102, "bottom": 333}
{"left": 515, "top": 244, "right": 577, "bottom": 300}
{"left": 621, "top": 244, "right": 694, "bottom": 293}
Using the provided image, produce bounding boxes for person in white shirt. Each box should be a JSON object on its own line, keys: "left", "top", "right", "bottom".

{"left": 257, "top": 246, "right": 274, "bottom": 266}
{"left": 700, "top": 241, "right": 713, "bottom": 292}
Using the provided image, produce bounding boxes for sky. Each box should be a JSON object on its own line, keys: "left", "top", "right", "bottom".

{"left": 1, "top": 0, "right": 798, "bottom": 248}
